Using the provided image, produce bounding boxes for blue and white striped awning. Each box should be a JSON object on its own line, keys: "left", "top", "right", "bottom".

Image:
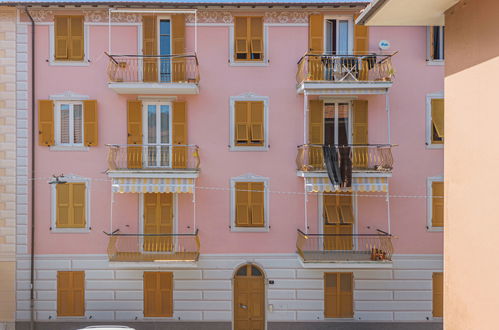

{"left": 112, "top": 178, "right": 195, "bottom": 193}
{"left": 305, "top": 177, "right": 388, "bottom": 193}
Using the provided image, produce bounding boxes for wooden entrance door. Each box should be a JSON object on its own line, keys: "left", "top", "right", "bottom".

{"left": 143, "top": 193, "right": 173, "bottom": 252}
{"left": 234, "top": 264, "right": 265, "bottom": 330}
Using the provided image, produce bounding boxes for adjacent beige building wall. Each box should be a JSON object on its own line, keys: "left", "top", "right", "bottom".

{"left": 445, "top": 0, "right": 499, "bottom": 329}
{"left": 0, "top": 6, "right": 17, "bottom": 329}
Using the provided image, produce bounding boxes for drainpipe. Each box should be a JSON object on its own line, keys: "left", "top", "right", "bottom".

{"left": 24, "top": 7, "right": 36, "bottom": 330}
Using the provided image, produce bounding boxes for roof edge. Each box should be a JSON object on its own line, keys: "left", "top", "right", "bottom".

{"left": 355, "top": 0, "right": 387, "bottom": 25}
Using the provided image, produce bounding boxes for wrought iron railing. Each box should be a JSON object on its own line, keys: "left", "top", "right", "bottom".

{"left": 106, "top": 53, "right": 200, "bottom": 84}
{"left": 296, "top": 144, "right": 394, "bottom": 172}
{"left": 106, "top": 144, "right": 200, "bottom": 171}
{"left": 296, "top": 229, "right": 394, "bottom": 262}
{"left": 106, "top": 230, "right": 200, "bottom": 262}
{"left": 297, "top": 52, "right": 396, "bottom": 84}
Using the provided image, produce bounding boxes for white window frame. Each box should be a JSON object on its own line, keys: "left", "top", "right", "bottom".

{"left": 426, "top": 26, "right": 445, "bottom": 65}
{"left": 229, "top": 93, "right": 269, "bottom": 151}
{"left": 230, "top": 174, "right": 270, "bottom": 232}
{"left": 427, "top": 176, "right": 444, "bottom": 232}
{"left": 142, "top": 101, "right": 173, "bottom": 168}
{"left": 229, "top": 18, "right": 269, "bottom": 67}
{"left": 49, "top": 21, "right": 90, "bottom": 66}
{"left": 426, "top": 93, "right": 444, "bottom": 149}
{"left": 54, "top": 101, "right": 85, "bottom": 148}
{"left": 323, "top": 15, "right": 354, "bottom": 54}
{"left": 50, "top": 175, "right": 91, "bottom": 233}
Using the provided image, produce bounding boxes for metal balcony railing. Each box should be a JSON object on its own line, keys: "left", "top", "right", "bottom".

{"left": 106, "top": 53, "right": 200, "bottom": 84}
{"left": 297, "top": 52, "right": 396, "bottom": 84}
{"left": 106, "top": 144, "right": 200, "bottom": 171}
{"left": 296, "top": 144, "right": 394, "bottom": 173}
{"left": 106, "top": 230, "right": 200, "bottom": 262}
{"left": 296, "top": 229, "right": 394, "bottom": 263}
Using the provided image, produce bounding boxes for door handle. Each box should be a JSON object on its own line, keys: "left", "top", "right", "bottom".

{"left": 240, "top": 304, "right": 247, "bottom": 310}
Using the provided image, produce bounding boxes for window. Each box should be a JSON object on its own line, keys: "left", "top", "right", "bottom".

{"left": 55, "top": 182, "right": 87, "bottom": 229}
{"left": 144, "top": 272, "right": 173, "bottom": 317}
{"left": 57, "top": 102, "right": 83, "bottom": 146}
{"left": 57, "top": 271, "right": 85, "bottom": 317}
{"left": 427, "top": 177, "right": 444, "bottom": 231}
{"left": 54, "top": 16, "right": 85, "bottom": 61}
{"left": 432, "top": 272, "right": 443, "bottom": 318}
{"left": 428, "top": 26, "right": 445, "bottom": 62}
{"left": 427, "top": 96, "right": 444, "bottom": 146}
{"left": 230, "top": 95, "right": 268, "bottom": 151}
{"left": 325, "top": 19, "right": 350, "bottom": 54}
{"left": 230, "top": 176, "right": 269, "bottom": 232}
{"left": 234, "top": 16, "right": 264, "bottom": 62}
{"left": 324, "top": 272, "right": 353, "bottom": 318}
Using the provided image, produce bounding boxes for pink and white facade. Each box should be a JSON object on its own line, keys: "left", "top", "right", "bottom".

{"left": 5, "top": 0, "right": 443, "bottom": 328}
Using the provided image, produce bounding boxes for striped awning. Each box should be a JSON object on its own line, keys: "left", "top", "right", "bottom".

{"left": 112, "top": 178, "right": 195, "bottom": 193}
{"left": 305, "top": 177, "right": 388, "bottom": 193}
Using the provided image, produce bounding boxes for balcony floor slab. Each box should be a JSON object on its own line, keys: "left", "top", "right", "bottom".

{"left": 108, "top": 82, "right": 199, "bottom": 95}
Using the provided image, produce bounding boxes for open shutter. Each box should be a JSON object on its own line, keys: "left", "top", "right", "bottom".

{"left": 83, "top": 100, "right": 98, "bottom": 146}
{"left": 235, "top": 182, "right": 250, "bottom": 227}
{"left": 433, "top": 272, "right": 443, "bottom": 317}
{"left": 56, "top": 183, "right": 70, "bottom": 228}
{"left": 250, "top": 182, "right": 265, "bottom": 227}
{"left": 338, "top": 194, "right": 354, "bottom": 224}
{"left": 354, "top": 14, "right": 370, "bottom": 80}
{"left": 143, "top": 16, "right": 158, "bottom": 82}
{"left": 69, "top": 16, "right": 84, "bottom": 61}
{"left": 127, "top": 100, "right": 143, "bottom": 169}
{"left": 339, "top": 273, "right": 353, "bottom": 318}
{"left": 431, "top": 98, "right": 445, "bottom": 141}
{"left": 324, "top": 273, "right": 338, "bottom": 318}
{"left": 308, "top": 100, "right": 324, "bottom": 169}
{"left": 323, "top": 194, "right": 340, "bottom": 224}
{"left": 234, "top": 17, "right": 249, "bottom": 60}
{"left": 172, "top": 14, "right": 186, "bottom": 82}
{"left": 54, "top": 16, "right": 69, "bottom": 60}
{"left": 250, "top": 101, "right": 264, "bottom": 146}
{"left": 71, "top": 183, "right": 86, "bottom": 228}
{"left": 38, "top": 100, "right": 55, "bottom": 146}
{"left": 235, "top": 101, "right": 250, "bottom": 145}
{"left": 308, "top": 14, "right": 324, "bottom": 53}
{"left": 172, "top": 101, "right": 187, "bottom": 168}
{"left": 250, "top": 17, "right": 264, "bottom": 60}
{"left": 432, "top": 181, "right": 444, "bottom": 228}
{"left": 352, "top": 100, "right": 368, "bottom": 168}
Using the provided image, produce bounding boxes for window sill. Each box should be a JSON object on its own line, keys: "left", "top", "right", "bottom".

{"left": 229, "top": 145, "right": 269, "bottom": 152}
{"left": 427, "top": 227, "right": 443, "bottom": 232}
{"left": 426, "top": 60, "right": 445, "bottom": 66}
{"left": 426, "top": 143, "right": 444, "bottom": 150}
{"left": 229, "top": 60, "right": 269, "bottom": 67}
{"left": 56, "top": 316, "right": 87, "bottom": 319}
{"left": 49, "top": 146, "right": 90, "bottom": 152}
{"left": 49, "top": 60, "right": 90, "bottom": 67}
{"left": 50, "top": 228, "right": 90, "bottom": 233}
{"left": 230, "top": 227, "right": 270, "bottom": 233}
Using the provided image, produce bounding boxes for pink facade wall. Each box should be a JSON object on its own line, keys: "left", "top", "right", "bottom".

{"left": 30, "top": 16, "right": 443, "bottom": 255}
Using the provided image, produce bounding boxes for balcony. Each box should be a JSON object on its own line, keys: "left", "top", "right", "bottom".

{"left": 296, "top": 229, "right": 393, "bottom": 265}
{"left": 296, "top": 53, "right": 395, "bottom": 95}
{"left": 106, "top": 54, "right": 199, "bottom": 95}
{"left": 107, "top": 230, "right": 200, "bottom": 263}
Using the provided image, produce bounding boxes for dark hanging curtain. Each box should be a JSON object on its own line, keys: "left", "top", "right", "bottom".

{"left": 323, "top": 145, "right": 352, "bottom": 188}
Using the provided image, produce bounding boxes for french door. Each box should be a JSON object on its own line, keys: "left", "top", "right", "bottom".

{"left": 159, "top": 19, "right": 172, "bottom": 82}
{"left": 143, "top": 102, "right": 172, "bottom": 168}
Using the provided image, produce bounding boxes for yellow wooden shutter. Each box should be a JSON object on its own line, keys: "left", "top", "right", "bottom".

{"left": 54, "top": 16, "right": 70, "bottom": 60}
{"left": 144, "top": 272, "right": 172, "bottom": 317}
{"left": 143, "top": 271, "right": 156, "bottom": 317}
{"left": 56, "top": 183, "right": 70, "bottom": 228}
{"left": 235, "top": 101, "right": 250, "bottom": 145}
{"left": 172, "top": 14, "right": 186, "bottom": 82}
{"left": 250, "top": 17, "right": 264, "bottom": 60}
{"left": 235, "top": 182, "right": 250, "bottom": 227}
{"left": 159, "top": 272, "right": 173, "bottom": 317}
{"left": 57, "top": 271, "right": 85, "bottom": 317}
{"left": 172, "top": 101, "right": 187, "bottom": 168}
{"left": 83, "top": 100, "right": 98, "bottom": 146}
{"left": 432, "top": 181, "right": 444, "bottom": 228}
{"left": 250, "top": 182, "right": 265, "bottom": 227}
{"left": 338, "top": 194, "right": 354, "bottom": 224}
{"left": 69, "top": 16, "right": 84, "bottom": 61}
{"left": 144, "top": 193, "right": 173, "bottom": 252}
{"left": 143, "top": 16, "right": 158, "bottom": 82}
{"left": 308, "top": 14, "right": 324, "bottom": 53}
{"left": 339, "top": 273, "right": 353, "bottom": 318}
{"left": 323, "top": 194, "right": 340, "bottom": 224}
{"left": 127, "top": 100, "right": 143, "bottom": 169}
{"left": 234, "top": 17, "right": 249, "bottom": 60}
{"left": 353, "top": 100, "right": 368, "bottom": 168}
{"left": 324, "top": 273, "right": 338, "bottom": 318}
{"left": 324, "top": 273, "right": 353, "bottom": 318}
{"left": 309, "top": 100, "right": 324, "bottom": 144}
{"left": 71, "top": 183, "right": 86, "bottom": 228}
{"left": 433, "top": 272, "right": 443, "bottom": 317}
{"left": 250, "top": 101, "right": 264, "bottom": 146}
{"left": 354, "top": 15, "right": 369, "bottom": 54}
{"left": 38, "top": 100, "right": 55, "bottom": 146}
{"left": 336, "top": 224, "right": 353, "bottom": 250}
{"left": 431, "top": 98, "right": 444, "bottom": 142}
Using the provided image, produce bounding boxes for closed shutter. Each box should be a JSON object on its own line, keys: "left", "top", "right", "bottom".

{"left": 339, "top": 273, "right": 353, "bottom": 317}
{"left": 432, "top": 181, "right": 444, "bottom": 228}
{"left": 235, "top": 101, "right": 250, "bottom": 145}
{"left": 56, "top": 183, "right": 86, "bottom": 228}
{"left": 338, "top": 194, "right": 354, "bottom": 224}
{"left": 144, "top": 272, "right": 173, "bottom": 317}
{"left": 250, "top": 182, "right": 265, "bottom": 227}
{"left": 324, "top": 193, "right": 353, "bottom": 250}
{"left": 38, "top": 100, "right": 55, "bottom": 146}
{"left": 309, "top": 100, "right": 324, "bottom": 169}
{"left": 324, "top": 273, "right": 353, "bottom": 318}
{"left": 143, "top": 16, "right": 158, "bottom": 82}
{"left": 323, "top": 194, "right": 340, "bottom": 224}
{"left": 431, "top": 98, "right": 444, "bottom": 143}
{"left": 234, "top": 17, "right": 249, "bottom": 60}
{"left": 250, "top": 17, "right": 264, "bottom": 60}
{"left": 352, "top": 100, "right": 368, "bottom": 168}
{"left": 172, "top": 14, "right": 186, "bottom": 82}
{"left": 172, "top": 101, "right": 187, "bottom": 168}
{"left": 144, "top": 193, "right": 173, "bottom": 252}
{"left": 433, "top": 272, "right": 443, "bottom": 317}
{"left": 56, "top": 183, "right": 70, "bottom": 228}
{"left": 83, "top": 100, "right": 98, "bottom": 146}
{"left": 234, "top": 17, "right": 263, "bottom": 61}
{"left": 324, "top": 273, "right": 337, "bottom": 318}
{"left": 235, "top": 182, "right": 251, "bottom": 226}
{"left": 54, "top": 16, "right": 70, "bottom": 60}
{"left": 69, "top": 16, "right": 84, "bottom": 60}
{"left": 250, "top": 101, "right": 264, "bottom": 146}
{"left": 57, "top": 271, "right": 85, "bottom": 317}
{"left": 127, "top": 100, "right": 143, "bottom": 169}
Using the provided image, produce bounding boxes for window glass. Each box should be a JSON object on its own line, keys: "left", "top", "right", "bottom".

{"left": 236, "top": 266, "right": 247, "bottom": 276}
{"left": 159, "top": 20, "right": 171, "bottom": 82}
{"left": 251, "top": 266, "right": 262, "bottom": 277}
{"left": 73, "top": 104, "right": 83, "bottom": 144}
{"left": 60, "top": 104, "right": 70, "bottom": 144}
{"left": 338, "top": 20, "right": 349, "bottom": 54}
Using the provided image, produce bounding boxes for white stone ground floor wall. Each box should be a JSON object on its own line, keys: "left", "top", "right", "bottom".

{"left": 16, "top": 254, "right": 443, "bottom": 323}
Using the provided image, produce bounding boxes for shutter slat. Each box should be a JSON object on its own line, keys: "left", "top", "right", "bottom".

{"left": 83, "top": 100, "right": 98, "bottom": 146}
{"left": 172, "top": 101, "right": 187, "bottom": 168}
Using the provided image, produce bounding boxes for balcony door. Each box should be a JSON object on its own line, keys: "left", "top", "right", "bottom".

{"left": 159, "top": 19, "right": 172, "bottom": 82}
{"left": 143, "top": 102, "right": 172, "bottom": 168}
{"left": 325, "top": 18, "right": 350, "bottom": 55}
{"left": 143, "top": 193, "right": 174, "bottom": 252}
{"left": 324, "top": 102, "right": 352, "bottom": 146}
{"left": 323, "top": 192, "right": 354, "bottom": 251}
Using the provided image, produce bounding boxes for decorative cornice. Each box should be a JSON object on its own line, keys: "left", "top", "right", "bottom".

{"left": 49, "top": 91, "right": 89, "bottom": 101}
